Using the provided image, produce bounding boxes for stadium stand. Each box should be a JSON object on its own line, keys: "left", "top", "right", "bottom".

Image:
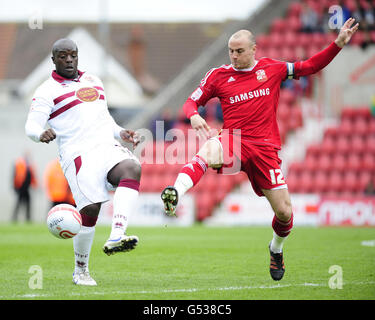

{"left": 138, "top": 0, "right": 375, "bottom": 220}
{"left": 288, "top": 106, "right": 375, "bottom": 195}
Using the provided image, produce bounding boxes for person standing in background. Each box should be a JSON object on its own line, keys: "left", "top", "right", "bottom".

{"left": 12, "top": 152, "right": 38, "bottom": 222}
{"left": 44, "top": 158, "right": 75, "bottom": 208}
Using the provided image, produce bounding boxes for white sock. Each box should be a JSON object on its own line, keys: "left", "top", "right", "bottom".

{"left": 174, "top": 173, "right": 194, "bottom": 198}
{"left": 270, "top": 231, "right": 287, "bottom": 254}
{"left": 73, "top": 226, "right": 95, "bottom": 273}
{"left": 109, "top": 186, "right": 139, "bottom": 239}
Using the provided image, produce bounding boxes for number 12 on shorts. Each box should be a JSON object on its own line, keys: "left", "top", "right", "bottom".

{"left": 269, "top": 169, "right": 285, "bottom": 185}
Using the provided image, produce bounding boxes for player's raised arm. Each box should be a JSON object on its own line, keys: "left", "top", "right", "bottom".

{"left": 334, "top": 17, "right": 359, "bottom": 48}
{"left": 292, "top": 17, "right": 359, "bottom": 79}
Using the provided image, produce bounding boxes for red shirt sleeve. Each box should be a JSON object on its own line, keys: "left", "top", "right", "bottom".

{"left": 292, "top": 42, "right": 342, "bottom": 79}
{"left": 183, "top": 68, "right": 217, "bottom": 119}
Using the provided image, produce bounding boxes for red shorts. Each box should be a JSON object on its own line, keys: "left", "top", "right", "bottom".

{"left": 214, "top": 130, "right": 287, "bottom": 197}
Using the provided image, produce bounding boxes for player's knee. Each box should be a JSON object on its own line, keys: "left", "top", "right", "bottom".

{"left": 274, "top": 199, "right": 293, "bottom": 222}
{"left": 198, "top": 139, "right": 223, "bottom": 168}
{"left": 80, "top": 203, "right": 101, "bottom": 218}
{"left": 108, "top": 159, "right": 142, "bottom": 185}
{"left": 123, "top": 160, "right": 142, "bottom": 181}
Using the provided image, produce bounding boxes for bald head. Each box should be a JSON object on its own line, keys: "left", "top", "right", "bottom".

{"left": 51, "top": 38, "right": 79, "bottom": 79}
{"left": 228, "top": 30, "right": 256, "bottom": 69}
{"left": 52, "top": 38, "right": 78, "bottom": 56}
{"left": 229, "top": 30, "right": 255, "bottom": 48}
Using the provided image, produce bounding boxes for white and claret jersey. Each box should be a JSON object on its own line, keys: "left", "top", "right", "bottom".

{"left": 26, "top": 70, "right": 122, "bottom": 171}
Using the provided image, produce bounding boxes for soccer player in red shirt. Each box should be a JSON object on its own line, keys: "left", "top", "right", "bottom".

{"left": 161, "top": 18, "right": 358, "bottom": 281}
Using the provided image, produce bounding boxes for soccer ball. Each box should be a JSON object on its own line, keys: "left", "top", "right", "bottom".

{"left": 47, "top": 204, "right": 82, "bottom": 239}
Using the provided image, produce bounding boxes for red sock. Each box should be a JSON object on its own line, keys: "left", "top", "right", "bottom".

{"left": 80, "top": 212, "right": 98, "bottom": 227}
{"left": 180, "top": 155, "right": 208, "bottom": 186}
{"left": 272, "top": 213, "right": 293, "bottom": 237}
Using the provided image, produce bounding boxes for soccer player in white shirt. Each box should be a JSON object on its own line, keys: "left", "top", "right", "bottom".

{"left": 25, "top": 38, "right": 142, "bottom": 286}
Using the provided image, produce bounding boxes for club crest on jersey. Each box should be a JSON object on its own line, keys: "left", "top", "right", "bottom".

{"left": 256, "top": 69, "right": 267, "bottom": 82}
{"left": 76, "top": 87, "right": 99, "bottom": 102}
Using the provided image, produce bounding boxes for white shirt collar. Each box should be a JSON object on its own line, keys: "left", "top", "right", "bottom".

{"left": 232, "top": 60, "right": 258, "bottom": 72}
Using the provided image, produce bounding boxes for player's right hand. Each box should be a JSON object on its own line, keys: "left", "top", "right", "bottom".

{"left": 190, "top": 114, "right": 211, "bottom": 140}
{"left": 39, "top": 128, "right": 56, "bottom": 144}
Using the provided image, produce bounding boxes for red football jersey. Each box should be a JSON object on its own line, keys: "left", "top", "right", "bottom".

{"left": 188, "top": 58, "right": 292, "bottom": 149}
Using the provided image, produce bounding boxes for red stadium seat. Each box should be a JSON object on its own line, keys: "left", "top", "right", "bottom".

{"left": 331, "top": 153, "right": 347, "bottom": 172}
{"left": 298, "top": 33, "right": 311, "bottom": 50}
{"left": 359, "top": 171, "right": 372, "bottom": 191}
{"left": 313, "top": 171, "right": 329, "bottom": 193}
{"left": 341, "top": 108, "right": 357, "bottom": 122}
{"left": 287, "top": 2, "right": 302, "bottom": 18}
{"left": 350, "top": 30, "right": 364, "bottom": 46}
{"left": 328, "top": 171, "right": 344, "bottom": 193}
{"left": 286, "top": 170, "right": 299, "bottom": 193}
{"left": 270, "top": 19, "right": 287, "bottom": 34}
{"left": 317, "top": 153, "right": 332, "bottom": 172}
{"left": 289, "top": 15, "right": 302, "bottom": 32}
{"left": 304, "top": 154, "right": 318, "bottom": 171}
{"left": 356, "top": 106, "right": 371, "bottom": 120}
{"left": 311, "top": 32, "right": 326, "bottom": 49}
{"left": 350, "top": 134, "right": 366, "bottom": 154}
{"left": 306, "top": 144, "right": 321, "bottom": 159}
{"left": 342, "top": 171, "right": 359, "bottom": 192}
{"left": 362, "top": 153, "right": 375, "bottom": 171}
{"left": 324, "top": 127, "right": 339, "bottom": 140}
{"left": 269, "top": 32, "right": 283, "bottom": 48}
{"left": 336, "top": 136, "right": 351, "bottom": 154}
{"left": 299, "top": 171, "right": 314, "bottom": 193}
{"left": 337, "top": 119, "right": 353, "bottom": 137}
{"left": 279, "top": 89, "right": 295, "bottom": 106}
{"left": 321, "top": 136, "right": 336, "bottom": 155}
{"left": 288, "top": 161, "right": 304, "bottom": 176}
{"left": 369, "top": 119, "right": 375, "bottom": 134}
{"left": 370, "top": 30, "right": 375, "bottom": 43}
{"left": 255, "top": 34, "right": 270, "bottom": 49}
{"left": 288, "top": 107, "right": 303, "bottom": 130}
{"left": 352, "top": 118, "right": 368, "bottom": 136}
{"left": 346, "top": 153, "right": 361, "bottom": 172}
{"left": 365, "top": 136, "right": 375, "bottom": 154}
{"left": 277, "top": 103, "right": 291, "bottom": 122}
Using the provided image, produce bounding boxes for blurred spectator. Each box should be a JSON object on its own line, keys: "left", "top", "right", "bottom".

{"left": 362, "top": 1, "right": 375, "bottom": 30}
{"left": 364, "top": 178, "right": 375, "bottom": 195}
{"left": 339, "top": 1, "right": 352, "bottom": 26}
{"left": 300, "top": 2, "right": 320, "bottom": 33}
{"left": 360, "top": 29, "right": 373, "bottom": 49}
{"left": 12, "top": 152, "right": 38, "bottom": 222}
{"left": 44, "top": 159, "right": 75, "bottom": 208}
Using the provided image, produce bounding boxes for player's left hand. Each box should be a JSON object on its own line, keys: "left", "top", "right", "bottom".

{"left": 335, "top": 17, "right": 359, "bottom": 48}
{"left": 120, "top": 129, "right": 140, "bottom": 148}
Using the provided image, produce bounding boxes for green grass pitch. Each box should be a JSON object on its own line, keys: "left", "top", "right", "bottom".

{"left": 0, "top": 224, "right": 374, "bottom": 300}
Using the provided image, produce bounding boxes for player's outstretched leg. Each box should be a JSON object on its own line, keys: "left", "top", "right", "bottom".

{"left": 103, "top": 178, "right": 140, "bottom": 256}
{"left": 161, "top": 154, "right": 208, "bottom": 216}
{"left": 269, "top": 243, "right": 285, "bottom": 281}
{"left": 161, "top": 186, "right": 179, "bottom": 216}
{"left": 269, "top": 214, "right": 293, "bottom": 281}
{"left": 103, "top": 235, "right": 139, "bottom": 256}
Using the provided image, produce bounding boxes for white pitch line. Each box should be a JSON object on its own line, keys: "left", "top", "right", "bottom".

{"left": 2, "top": 280, "right": 375, "bottom": 299}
